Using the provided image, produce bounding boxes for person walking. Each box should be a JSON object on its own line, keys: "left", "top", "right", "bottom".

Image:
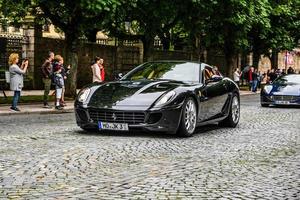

{"left": 248, "top": 66, "right": 254, "bottom": 91}
{"left": 41, "top": 51, "right": 54, "bottom": 108}
{"left": 91, "top": 56, "right": 102, "bottom": 83}
{"left": 9, "top": 53, "right": 28, "bottom": 112}
{"left": 52, "top": 64, "right": 64, "bottom": 110}
{"left": 99, "top": 58, "right": 105, "bottom": 82}
{"left": 252, "top": 69, "right": 259, "bottom": 92}
{"left": 268, "top": 69, "right": 277, "bottom": 83}
{"left": 53, "top": 55, "right": 70, "bottom": 107}
{"left": 233, "top": 68, "right": 241, "bottom": 86}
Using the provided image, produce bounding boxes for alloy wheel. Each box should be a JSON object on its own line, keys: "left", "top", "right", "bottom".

{"left": 184, "top": 99, "right": 197, "bottom": 134}
{"left": 231, "top": 96, "right": 240, "bottom": 124}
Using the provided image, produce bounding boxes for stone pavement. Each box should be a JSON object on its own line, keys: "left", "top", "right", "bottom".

{"left": 0, "top": 90, "right": 258, "bottom": 116}
{"left": 0, "top": 94, "right": 299, "bottom": 199}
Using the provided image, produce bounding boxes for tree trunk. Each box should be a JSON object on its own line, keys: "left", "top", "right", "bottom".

{"left": 252, "top": 50, "right": 260, "bottom": 69}
{"left": 224, "top": 52, "right": 237, "bottom": 79}
{"left": 142, "top": 35, "right": 155, "bottom": 62}
{"left": 86, "top": 29, "right": 98, "bottom": 43}
{"left": 160, "top": 33, "right": 171, "bottom": 51}
{"left": 64, "top": 33, "right": 79, "bottom": 98}
{"left": 270, "top": 50, "right": 278, "bottom": 69}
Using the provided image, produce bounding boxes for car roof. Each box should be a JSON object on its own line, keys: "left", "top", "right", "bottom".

{"left": 145, "top": 60, "right": 211, "bottom": 69}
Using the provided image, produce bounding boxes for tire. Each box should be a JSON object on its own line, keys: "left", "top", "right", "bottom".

{"left": 177, "top": 97, "right": 197, "bottom": 137}
{"left": 261, "top": 103, "right": 269, "bottom": 107}
{"left": 219, "top": 93, "right": 240, "bottom": 127}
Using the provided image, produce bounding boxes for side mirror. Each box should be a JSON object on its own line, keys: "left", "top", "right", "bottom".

{"left": 205, "top": 75, "right": 222, "bottom": 84}
{"left": 115, "top": 73, "right": 123, "bottom": 80}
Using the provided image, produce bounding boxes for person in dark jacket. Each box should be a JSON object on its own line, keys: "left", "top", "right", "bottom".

{"left": 41, "top": 51, "right": 54, "bottom": 108}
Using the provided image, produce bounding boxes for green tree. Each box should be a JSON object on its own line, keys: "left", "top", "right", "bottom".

{"left": 106, "top": 0, "right": 181, "bottom": 62}
{"left": 34, "top": 0, "right": 120, "bottom": 97}
{"left": 199, "top": 0, "right": 273, "bottom": 76}
{"left": 249, "top": 0, "right": 300, "bottom": 69}
{"left": 0, "top": 0, "right": 31, "bottom": 28}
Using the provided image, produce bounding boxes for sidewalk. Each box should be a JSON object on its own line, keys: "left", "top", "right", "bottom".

{"left": 0, "top": 90, "right": 259, "bottom": 116}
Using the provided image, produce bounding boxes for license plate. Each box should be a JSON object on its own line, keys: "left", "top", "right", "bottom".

{"left": 98, "top": 122, "right": 129, "bottom": 131}
{"left": 275, "top": 101, "right": 290, "bottom": 105}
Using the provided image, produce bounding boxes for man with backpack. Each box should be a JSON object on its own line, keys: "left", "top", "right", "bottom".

{"left": 41, "top": 51, "right": 54, "bottom": 108}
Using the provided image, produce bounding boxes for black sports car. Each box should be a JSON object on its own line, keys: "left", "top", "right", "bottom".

{"left": 75, "top": 61, "right": 240, "bottom": 136}
{"left": 261, "top": 74, "right": 300, "bottom": 107}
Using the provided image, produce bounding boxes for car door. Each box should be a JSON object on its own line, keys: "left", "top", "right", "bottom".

{"left": 198, "top": 65, "right": 228, "bottom": 120}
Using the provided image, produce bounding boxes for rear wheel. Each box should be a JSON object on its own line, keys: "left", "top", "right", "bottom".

{"left": 219, "top": 94, "right": 240, "bottom": 127}
{"left": 177, "top": 97, "right": 197, "bottom": 137}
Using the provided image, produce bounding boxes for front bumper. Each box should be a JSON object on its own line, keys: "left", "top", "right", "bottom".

{"left": 75, "top": 104, "right": 183, "bottom": 134}
{"left": 261, "top": 93, "right": 300, "bottom": 106}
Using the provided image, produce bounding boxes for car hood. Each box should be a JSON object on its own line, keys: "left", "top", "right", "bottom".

{"left": 88, "top": 80, "right": 184, "bottom": 109}
{"left": 271, "top": 83, "right": 300, "bottom": 96}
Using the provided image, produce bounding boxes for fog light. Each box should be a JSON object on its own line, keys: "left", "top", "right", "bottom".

{"left": 147, "top": 113, "right": 162, "bottom": 124}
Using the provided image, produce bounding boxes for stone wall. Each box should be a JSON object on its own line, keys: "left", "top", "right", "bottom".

{"left": 34, "top": 38, "right": 141, "bottom": 89}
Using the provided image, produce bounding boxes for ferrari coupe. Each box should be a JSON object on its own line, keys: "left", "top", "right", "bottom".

{"left": 261, "top": 74, "right": 300, "bottom": 107}
{"left": 75, "top": 61, "right": 240, "bottom": 136}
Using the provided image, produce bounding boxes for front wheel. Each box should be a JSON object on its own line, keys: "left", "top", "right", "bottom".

{"left": 177, "top": 97, "right": 197, "bottom": 137}
{"left": 219, "top": 94, "right": 240, "bottom": 127}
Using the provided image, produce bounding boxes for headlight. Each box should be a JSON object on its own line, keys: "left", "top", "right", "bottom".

{"left": 77, "top": 88, "right": 91, "bottom": 102}
{"left": 263, "top": 85, "right": 273, "bottom": 94}
{"left": 155, "top": 91, "right": 176, "bottom": 106}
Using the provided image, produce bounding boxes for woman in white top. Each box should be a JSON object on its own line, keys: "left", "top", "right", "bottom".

{"left": 91, "top": 56, "right": 102, "bottom": 83}
{"left": 233, "top": 68, "right": 241, "bottom": 86}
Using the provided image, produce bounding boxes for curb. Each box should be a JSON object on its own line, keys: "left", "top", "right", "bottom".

{"left": 0, "top": 108, "right": 74, "bottom": 116}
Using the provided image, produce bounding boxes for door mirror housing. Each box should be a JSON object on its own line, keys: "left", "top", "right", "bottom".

{"left": 115, "top": 73, "right": 123, "bottom": 80}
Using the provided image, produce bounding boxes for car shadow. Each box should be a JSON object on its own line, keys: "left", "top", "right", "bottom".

{"left": 74, "top": 123, "right": 223, "bottom": 139}
{"left": 267, "top": 105, "right": 300, "bottom": 109}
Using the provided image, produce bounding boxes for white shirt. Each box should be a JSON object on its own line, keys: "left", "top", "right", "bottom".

{"left": 233, "top": 71, "right": 240, "bottom": 82}
{"left": 91, "top": 64, "right": 102, "bottom": 83}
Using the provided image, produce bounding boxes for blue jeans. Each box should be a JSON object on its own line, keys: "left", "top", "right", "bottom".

{"left": 252, "top": 80, "right": 258, "bottom": 92}
{"left": 12, "top": 91, "right": 21, "bottom": 108}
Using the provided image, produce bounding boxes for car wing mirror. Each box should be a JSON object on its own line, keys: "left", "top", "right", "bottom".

{"left": 115, "top": 73, "right": 123, "bottom": 80}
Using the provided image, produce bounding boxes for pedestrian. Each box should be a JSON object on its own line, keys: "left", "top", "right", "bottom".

{"left": 91, "top": 56, "right": 102, "bottom": 83}
{"left": 233, "top": 68, "right": 241, "bottom": 86}
{"left": 99, "top": 58, "right": 105, "bottom": 82}
{"left": 52, "top": 64, "right": 64, "bottom": 110}
{"left": 41, "top": 51, "right": 54, "bottom": 108}
{"left": 53, "top": 55, "right": 70, "bottom": 107}
{"left": 251, "top": 68, "right": 258, "bottom": 92}
{"left": 248, "top": 66, "right": 254, "bottom": 91}
{"left": 269, "top": 69, "right": 277, "bottom": 83}
{"left": 257, "top": 71, "right": 263, "bottom": 89}
{"left": 287, "top": 67, "right": 295, "bottom": 74}
{"left": 8, "top": 53, "right": 28, "bottom": 112}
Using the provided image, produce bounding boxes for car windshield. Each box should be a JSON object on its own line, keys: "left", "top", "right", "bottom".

{"left": 121, "top": 62, "right": 200, "bottom": 83}
{"left": 273, "top": 75, "right": 300, "bottom": 85}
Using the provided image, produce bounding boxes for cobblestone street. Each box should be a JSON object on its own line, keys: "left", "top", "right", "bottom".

{"left": 0, "top": 94, "right": 299, "bottom": 199}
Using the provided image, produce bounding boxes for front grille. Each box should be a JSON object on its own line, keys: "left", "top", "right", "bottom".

{"left": 271, "top": 95, "right": 299, "bottom": 101}
{"left": 88, "top": 109, "right": 145, "bottom": 124}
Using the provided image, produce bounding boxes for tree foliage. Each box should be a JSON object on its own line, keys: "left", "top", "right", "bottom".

{"left": 1, "top": 0, "right": 299, "bottom": 88}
